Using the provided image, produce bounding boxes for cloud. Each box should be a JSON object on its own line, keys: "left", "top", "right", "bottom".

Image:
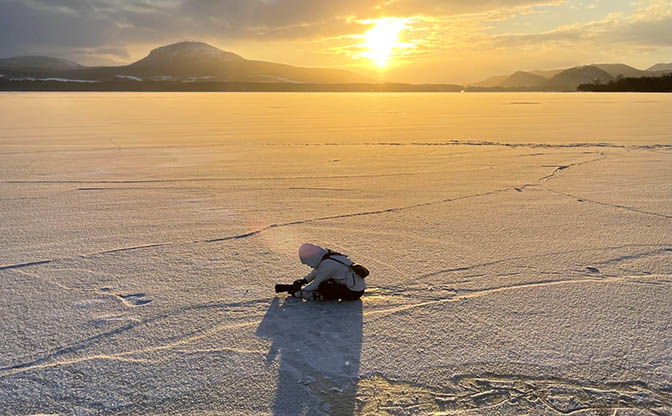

{"left": 488, "top": 1, "right": 672, "bottom": 49}
{"left": 0, "top": 0, "right": 561, "bottom": 56}
{"left": 376, "top": 0, "right": 562, "bottom": 15}
{"left": 0, "top": 1, "right": 118, "bottom": 53}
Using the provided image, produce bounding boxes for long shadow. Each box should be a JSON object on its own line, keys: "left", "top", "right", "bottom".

{"left": 257, "top": 297, "right": 363, "bottom": 416}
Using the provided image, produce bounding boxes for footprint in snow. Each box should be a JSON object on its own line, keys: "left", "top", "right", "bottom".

{"left": 118, "top": 293, "right": 152, "bottom": 306}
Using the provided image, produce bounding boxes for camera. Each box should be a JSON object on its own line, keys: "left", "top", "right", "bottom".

{"left": 275, "top": 284, "right": 295, "bottom": 294}
{"left": 275, "top": 279, "right": 305, "bottom": 294}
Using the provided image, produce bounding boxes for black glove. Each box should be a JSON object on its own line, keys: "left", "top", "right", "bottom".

{"left": 288, "top": 279, "right": 307, "bottom": 295}
{"left": 293, "top": 279, "right": 307, "bottom": 287}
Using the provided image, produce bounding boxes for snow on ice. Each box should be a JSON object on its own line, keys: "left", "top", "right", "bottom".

{"left": 0, "top": 92, "right": 671, "bottom": 415}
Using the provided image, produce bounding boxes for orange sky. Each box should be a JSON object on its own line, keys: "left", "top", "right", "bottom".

{"left": 1, "top": 0, "right": 671, "bottom": 83}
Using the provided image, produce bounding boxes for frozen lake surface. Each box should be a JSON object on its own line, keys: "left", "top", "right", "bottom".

{"left": 1, "top": 92, "right": 671, "bottom": 415}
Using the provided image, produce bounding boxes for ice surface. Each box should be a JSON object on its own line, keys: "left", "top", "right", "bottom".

{"left": 8, "top": 77, "right": 100, "bottom": 83}
{"left": 115, "top": 75, "right": 143, "bottom": 82}
{"left": 0, "top": 93, "right": 671, "bottom": 415}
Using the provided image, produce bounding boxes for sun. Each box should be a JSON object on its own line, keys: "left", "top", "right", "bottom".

{"left": 359, "top": 18, "right": 411, "bottom": 68}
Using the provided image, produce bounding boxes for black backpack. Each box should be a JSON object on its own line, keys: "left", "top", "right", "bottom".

{"left": 321, "top": 250, "right": 370, "bottom": 278}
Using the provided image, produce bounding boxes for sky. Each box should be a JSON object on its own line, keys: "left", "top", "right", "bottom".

{"left": 1, "top": 0, "right": 671, "bottom": 83}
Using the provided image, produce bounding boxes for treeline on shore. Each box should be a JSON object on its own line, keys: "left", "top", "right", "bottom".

{"left": 0, "top": 79, "right": 463, "bottom": 93}
{"left": 3, "top": 75, "right": 670, "bottom": 92}
{"left": 578, "top": 73, "right": 672, "bottom": 92}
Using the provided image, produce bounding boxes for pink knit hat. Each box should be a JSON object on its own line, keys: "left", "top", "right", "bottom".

{"left": 299, "top": 243, "right": 327, "bottom": 268}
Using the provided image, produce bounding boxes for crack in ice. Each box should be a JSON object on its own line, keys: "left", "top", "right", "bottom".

{"left": 539, "top": 152, "right": 672, "bottom": 220}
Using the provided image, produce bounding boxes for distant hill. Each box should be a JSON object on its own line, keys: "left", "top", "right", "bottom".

{"left": 530, "top": 69, "right": 563, "bottom": 78}
{"left": 594, "top": 64, "right": 649, "bottom": 78}
{"left": 472, "top": 62, "right": 671, "bottom": 91}
{"left": 471, "top": 69, "right": 556, "bottom": 89}
{"left": 0, "top": 56, "right": 84, "bottom": 73}
{"left": 0, "top": 42, "right": 465, "bottom": 92}
{"left": 127, "top": 42, "right": 244, "bottom": 74}
{"left": 469, "top": 74, "right": 509, "bottom": 87}
{"left": 498, "top": 71, "right": 548, "bottom": 88}
{"left": 469, "top": 65, "right": 615, "bottom": 91}
{"left": 646, "top": 63, "right": 672, "bottom": 73}
{"left": 117, "top": 42, "right": 369, "bottom": 83}
{"left": 0, "top": 41, "right": 370, "bottom": 84}
{"left": 2, "top": 43, "right": 670, "bottom": 92}
{"left": 545, "top": 65, "right": 614, "bottom": 90}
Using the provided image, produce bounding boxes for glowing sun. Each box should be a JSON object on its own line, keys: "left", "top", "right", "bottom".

{"left": 359, "top": 18, "right": 411, "bottom": 68}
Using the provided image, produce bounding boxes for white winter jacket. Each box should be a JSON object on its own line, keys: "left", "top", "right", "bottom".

{"left": 298, "top": 246, "right": 366, "bottom": 296}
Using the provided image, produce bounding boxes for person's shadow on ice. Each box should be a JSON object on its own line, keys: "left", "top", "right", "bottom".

{"left": 256, "top": 297, "right": 363, "bottom": 416}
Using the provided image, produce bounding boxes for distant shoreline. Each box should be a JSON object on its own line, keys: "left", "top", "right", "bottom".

{"left": 578, "top": 73, "right": 672, "bottom": 92}
{"left": 0, "top": 79, "right": 465, "bottom": 93}
{"left": 2, "top": 80, "right": 669, "bottom": 92}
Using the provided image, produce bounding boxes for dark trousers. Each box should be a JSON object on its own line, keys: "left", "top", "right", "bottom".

{"left": 317, "top": 280, "right": 364, "bottom": 301}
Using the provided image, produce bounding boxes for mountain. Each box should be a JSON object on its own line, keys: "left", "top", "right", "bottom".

{"left": 646, "top": 63, "right": 672, "bottom": 73}
{"left": 469, "top": 74, "right": 509, "bottom": 87}
{"left": 470, "top": 65, "right": 615, "bottom": 91}
{"left": 594, "top": 64, "right": 649, "bottom": 78}
{"left": 118, "top": 41, "right": 369, "bottom": 83}
{"left": 127, "top": 42, "right": 244, "bottom": 74}
{"left": 0, "top": 56, "right": 84, "bottom": 73}
{"left": 472, "top": 68, "right": 559, "bottom": 88}
{"left": 530, "top": 69, "right": 563, "bottom": 78}
{"left": 2, "top": 43, "right": 668, "bottom": 91}
{"left": 0, "top": 41, "right": 370, "bottom": 84}
{"left": 545, "top": 65, "right": 614, "bottom": 90}
{"left": 498, "top": 71, "right": 548, "bottom": 88}
{"left": 472, "top": 62, "right": 668, "bottom": 91}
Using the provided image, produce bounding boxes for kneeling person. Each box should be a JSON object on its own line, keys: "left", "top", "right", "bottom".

{"left": 278, "top": 243, "right": 367, "bottom": 301}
